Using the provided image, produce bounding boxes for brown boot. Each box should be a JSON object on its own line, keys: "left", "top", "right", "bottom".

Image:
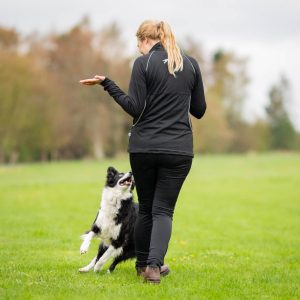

{"left": 142, "top": 266, "right": 161, "bottom": 284}
{"left": 137, "top": 265, "right": 170, "bottom": 277}
{"left": 160, "top": 265, "right": 170, "bottom": 277}
{"left": 136, "top": 266, "right": 146, "bottom": 276}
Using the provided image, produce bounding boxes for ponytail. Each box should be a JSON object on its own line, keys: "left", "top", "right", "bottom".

{"left": 136, "top": 20, "right": 183, "bottom": 77}
{"left": 157, "top": 21, "right": 183, "bottom": 77}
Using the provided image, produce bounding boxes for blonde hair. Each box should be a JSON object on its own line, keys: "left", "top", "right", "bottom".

{"left": 136, "top": 20, "right": 183, "bottom": 77}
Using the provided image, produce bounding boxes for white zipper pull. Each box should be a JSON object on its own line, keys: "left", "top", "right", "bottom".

{"left": 128, "top": 131, "right": 131, "bottom": 137}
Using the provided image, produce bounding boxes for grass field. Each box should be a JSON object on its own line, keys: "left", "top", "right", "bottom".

{"left": 0, "top": 153, "right": 299, "bottom": 299}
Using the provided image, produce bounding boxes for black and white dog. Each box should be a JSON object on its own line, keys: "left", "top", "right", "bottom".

{"left": 79, "top": 166, "right": 138, "bottom": 273}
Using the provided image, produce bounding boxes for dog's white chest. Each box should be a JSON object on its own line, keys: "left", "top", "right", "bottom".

{"left": 94, "top": 188, "right": 125, "bottom": 244}
{"left": 97, "top": 211, "right": 121, "bottom": 243}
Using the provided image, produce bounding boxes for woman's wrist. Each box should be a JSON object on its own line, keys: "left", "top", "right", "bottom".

{"left": 100, "top": 77, "right": 110, "bottom": 86}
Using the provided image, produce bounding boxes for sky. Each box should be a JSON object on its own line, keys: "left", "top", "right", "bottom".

{"left": 1, "top": 0, "right": 299, "bottom": 129}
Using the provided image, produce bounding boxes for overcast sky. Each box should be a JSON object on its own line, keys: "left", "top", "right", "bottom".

{"left": 1, "top": 0, "right": 299, "bottom": 129}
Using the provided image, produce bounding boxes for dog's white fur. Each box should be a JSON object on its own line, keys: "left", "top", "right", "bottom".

{"left": 79, "top": 172, "right": 133, "bottom": 273}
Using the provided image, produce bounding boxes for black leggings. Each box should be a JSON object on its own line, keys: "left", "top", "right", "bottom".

{"left": 129, "top": 153, "right": 193, "bottom": 268}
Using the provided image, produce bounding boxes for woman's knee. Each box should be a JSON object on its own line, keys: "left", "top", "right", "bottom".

{"left": 152, "top": 204, "right": 174, "bottom": 219}
{"left": 138, "top": 203, "right": 153, "bottom": 216}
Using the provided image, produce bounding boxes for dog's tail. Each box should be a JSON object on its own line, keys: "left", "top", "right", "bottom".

{"left": 80, "top": 230, "right": 90, "bottom": 240}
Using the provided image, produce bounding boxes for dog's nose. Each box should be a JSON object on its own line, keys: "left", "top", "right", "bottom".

{"left": 129, "top": 171, "right": 132, "bottom": 175}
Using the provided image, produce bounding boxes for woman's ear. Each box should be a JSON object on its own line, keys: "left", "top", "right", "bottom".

{"left": 144, "top": 37, "right": 150, "bottom": 45}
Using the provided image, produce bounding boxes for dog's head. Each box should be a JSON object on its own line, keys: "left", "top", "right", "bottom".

{"left": 105, "top": 166, "right": 135, "bottom": 192}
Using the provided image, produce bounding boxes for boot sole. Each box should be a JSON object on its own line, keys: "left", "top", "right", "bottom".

{"left": 136, "top": 270, "right": 171, "bottom": 277}
{"left": 145, "top": 278, "right": 160, "bottom": 284}
{"left": 138, "top": 269, "right": 170, "bottom": 277}
{"left": 160, "top": 268, "right": 170, "bottom": 277}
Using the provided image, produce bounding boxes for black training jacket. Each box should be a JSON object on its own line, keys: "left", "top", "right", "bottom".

{"left": 100, "top": 41, "right": 206, "bottom": 157}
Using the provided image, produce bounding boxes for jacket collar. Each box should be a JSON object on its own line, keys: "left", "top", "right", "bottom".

{"left": 149, "top": 41, "right": 164, "bottom": 53}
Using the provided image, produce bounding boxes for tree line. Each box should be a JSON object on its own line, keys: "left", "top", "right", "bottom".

{"left": 0, "top": 17, "right": 299, "bottom": 163}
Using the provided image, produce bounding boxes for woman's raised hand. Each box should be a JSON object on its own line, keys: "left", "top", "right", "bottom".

{"left": 79, "top": 75, "right": 106, "bottom": 85}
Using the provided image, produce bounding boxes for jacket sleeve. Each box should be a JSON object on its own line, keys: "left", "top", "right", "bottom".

{"left": 100, "top": 57, "right": 147, "bottom": 118}
{"left": 190, "top": 58, "right": 207, "bottom": 119}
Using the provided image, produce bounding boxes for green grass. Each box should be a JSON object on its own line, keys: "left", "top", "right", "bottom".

{"left": 0, "top": 153, "right": 299, "bottom": 299}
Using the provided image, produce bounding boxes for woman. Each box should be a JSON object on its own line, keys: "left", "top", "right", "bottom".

{"left": 79, "top": 20, "right": 206, "bottom": 284}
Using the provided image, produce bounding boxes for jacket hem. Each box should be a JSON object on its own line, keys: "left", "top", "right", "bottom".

{"left": 127, "top": 148, "right": 194, "bottom": 158}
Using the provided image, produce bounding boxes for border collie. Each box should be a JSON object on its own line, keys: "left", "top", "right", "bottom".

{"left": 79, "top": 166, "right": 138, "bottom": 273}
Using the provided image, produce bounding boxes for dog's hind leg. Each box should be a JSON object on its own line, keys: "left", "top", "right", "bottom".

{"left": 79, "top": 242, "right": 108, "bottom": 273}
{"left": 107, "top": 255, "right": 123, "bottom": 273}
{"left": 79, "top": 256, "right": 97, "bottom": 273}
{"left": 108, "top": 248, "right": 136, "bottom": 273}
{"left": 95, "top": 242, "right": 109, "bottom": 261}
{"left": 94, "top": 246, "right": 122, "bottom": 273}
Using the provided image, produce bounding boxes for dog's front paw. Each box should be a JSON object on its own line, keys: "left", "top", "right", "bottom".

{"left": 94, "top": 262, "right": 102, "bottom": 273}
{"left": 80, "top": 243, "right": 89, "bottom": 255}
{"left": 79, "top": 266, "right": 90, "bottom": 273}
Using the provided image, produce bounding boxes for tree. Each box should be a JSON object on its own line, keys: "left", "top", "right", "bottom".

{"left": 0, "top": 49, "right": 54, "bottom": 163}
{"left": 0, "top": 27, "right": 19, "bottom": 50}
{"left": 265, "top": 75, "right": 296, "bottom": 150}
{"left": 211, "top": 50, "right": 249, "bottom": 126}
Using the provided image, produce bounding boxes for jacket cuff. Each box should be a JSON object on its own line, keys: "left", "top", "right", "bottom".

{"left": 100, "top": 77, "right": 111, "bottom": 88}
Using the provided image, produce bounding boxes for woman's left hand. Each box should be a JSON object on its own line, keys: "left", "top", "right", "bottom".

{"left": 79, "top": 75, "right": 106, "bottom": 85}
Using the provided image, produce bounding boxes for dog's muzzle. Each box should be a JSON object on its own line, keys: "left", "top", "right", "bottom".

{"left": 120, "top": 173, "right": 133, "bottom": 186}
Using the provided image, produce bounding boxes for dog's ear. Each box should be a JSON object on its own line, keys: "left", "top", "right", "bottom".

{"left": 107, "top": 166, "right": 118, "bottom": 175}
{"left": 106, "top": 166, "right": 118, "bottom": 186}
